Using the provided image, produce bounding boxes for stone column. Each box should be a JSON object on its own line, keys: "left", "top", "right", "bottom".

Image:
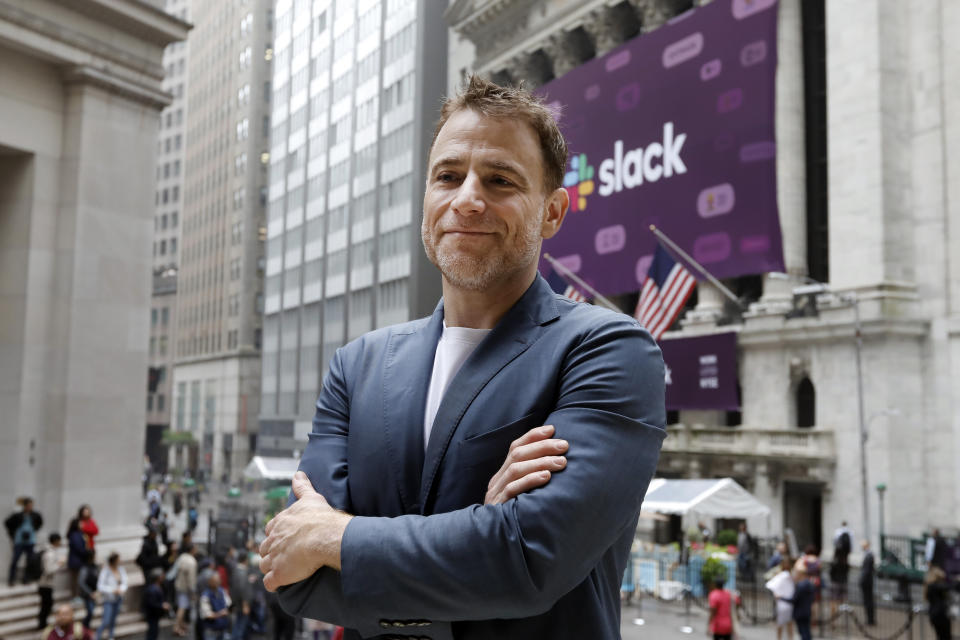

{"left": 52, "top": 70, "right": 162, "bottom": 545}
{"left": 762, "top": 0, "right": 808, "bottom": 305}
{"left": 626, "top": 0, "right": 680, "bottom": 33}
{"left": 582, "top": 7, "right": 622, "bottom": 58}
{"left": 683, "top": 281, "right": 725, "bottom": 327}
{"left": 542, "top": 31, "right": 582, "bottom": 78}
{"left": 827, "top": 0, "right": 913, "bottom": 289}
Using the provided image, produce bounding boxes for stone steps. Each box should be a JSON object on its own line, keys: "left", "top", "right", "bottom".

{"left": 0, "top": 564, "right": 148, "bottom": 640}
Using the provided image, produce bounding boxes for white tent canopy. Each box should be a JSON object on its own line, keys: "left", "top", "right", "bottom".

{"left": 641, "top": 477, "right": 771, "bottom": 522}
{"left": 242, "top": 456, "right": 300, "bottom": 481}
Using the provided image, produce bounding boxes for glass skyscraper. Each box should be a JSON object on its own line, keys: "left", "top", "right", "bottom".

{"left": 259, "top": 0, "right": 447, "bottom": 450}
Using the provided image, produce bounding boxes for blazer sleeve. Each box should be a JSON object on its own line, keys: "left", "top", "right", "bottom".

{"left": 277, "top": 348, "right": 356, "bottom": 622}
{"left": 286, "top": 316, "right": 665, "bottom": 630}
{"left": 342, "top": 317, "right": 664, "bottom": 620}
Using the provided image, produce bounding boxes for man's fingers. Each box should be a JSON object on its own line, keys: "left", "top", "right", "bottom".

{"left": 258, "top": 552, "right": 272, "bottom": 575}
{"left": 508, "top": 425, "right": 555, "bottom": 452}
{"left": 262, "top": 571, "right": 277, "bottom": 593}
{"left": 509, "top": 438, "right": 569, "bottom": 465}
{"left": 492, "top": 471, "right": 552, "bottom": 504}
{"left": 291, "top": 470, "right": 315, "bottom": 499}
{"left": 504, "top": 456, "right": 566, "bottom": 482}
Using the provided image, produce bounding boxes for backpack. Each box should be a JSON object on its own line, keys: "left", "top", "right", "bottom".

{"left": 835, "top": 531, "right": 851, "bottom": 556}
{"left": 84, "top": 564, "right": 100, "bottom": 594}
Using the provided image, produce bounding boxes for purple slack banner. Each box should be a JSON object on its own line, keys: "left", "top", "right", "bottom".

{"left": 660, "top": 332, "right": 739, "bottom": 411}
{"left": 537, "top": 0, "right": 784, "bottom": 296}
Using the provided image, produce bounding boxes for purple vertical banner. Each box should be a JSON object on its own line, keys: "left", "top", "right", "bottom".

{"left": 538, "top": 0, "right": 783, "bottom": 296}
{"left": 660, "top": 332, "right": 739, "bottom": 411}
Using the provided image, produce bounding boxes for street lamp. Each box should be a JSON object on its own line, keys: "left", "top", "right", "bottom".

{"left": 876, "top": 482, "right": 887, "bottom": 542}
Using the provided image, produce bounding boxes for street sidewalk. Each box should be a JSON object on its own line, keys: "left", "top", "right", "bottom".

{"left": 621, "top": 596, "right": 776, "bottom": 640}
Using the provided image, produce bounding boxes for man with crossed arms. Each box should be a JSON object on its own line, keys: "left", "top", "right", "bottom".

{"left": 259, "top": 76, "right": 666, "bottom": 639}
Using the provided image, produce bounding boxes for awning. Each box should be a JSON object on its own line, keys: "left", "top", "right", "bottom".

{"left": 243, "top": 456, "right": 300, "bottom": 481}
{"left": 641, "top": 477, "right": 771, "bottom": 519}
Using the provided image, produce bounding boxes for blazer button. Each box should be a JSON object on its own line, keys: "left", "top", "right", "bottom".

{"left": 392, "top": 621, "right": 406, "bottom": 627}
{"left": 379, "top": 620, "right": 391, "bottom": 628}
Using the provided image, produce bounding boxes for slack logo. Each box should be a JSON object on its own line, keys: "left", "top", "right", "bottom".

{"left": 563, "top": 153, "right": 595, "bottom": 212}
{"left": 597, "top": 122, "right": 687, "bottom": 196}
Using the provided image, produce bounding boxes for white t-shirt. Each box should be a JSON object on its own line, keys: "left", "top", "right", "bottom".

{"left": 424, "top": 323, "right": 490, "bottom": 450}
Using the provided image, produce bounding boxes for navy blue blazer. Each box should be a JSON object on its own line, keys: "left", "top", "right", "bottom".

{"left": 279, "top": 275, "right": 666, "bottom": 639}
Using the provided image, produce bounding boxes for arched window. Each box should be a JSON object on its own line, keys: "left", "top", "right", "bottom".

{"left": 796, "top": 377, "right": 815, "bottom": 428}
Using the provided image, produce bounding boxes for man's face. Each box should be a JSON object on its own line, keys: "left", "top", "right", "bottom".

{"left": 55, "top": 605, "right": 73, "bottom": 628}
{"left": 422, "top": 109, "right": 567, "bottom": 291}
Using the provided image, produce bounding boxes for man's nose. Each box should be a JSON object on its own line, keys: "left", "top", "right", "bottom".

{"left": 450, "top": 173, "right": 485, "bottom": 216}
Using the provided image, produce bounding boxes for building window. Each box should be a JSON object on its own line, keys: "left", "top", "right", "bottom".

{"left": 147, "top": 394, "right": 154, "bottom": 411}
{"left": 151, "top": 309, "right": 158, "bottom": 326}
{"left": 157, "top": 394, "right": 166, "bottom": 412}
{"left": 796, "top": 377, "right": 815, "bottom": 428}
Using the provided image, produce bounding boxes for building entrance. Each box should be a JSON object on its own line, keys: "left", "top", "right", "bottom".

{"left": 784, "top": 481, "right": 823, "bottom": 552}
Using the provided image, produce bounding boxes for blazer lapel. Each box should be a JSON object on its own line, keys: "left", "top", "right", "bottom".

{"left": 419, "top": 275, "right": 560, "bottom": 512}
{"left": 382, "top": 302, "right": 444, "bottom": 514}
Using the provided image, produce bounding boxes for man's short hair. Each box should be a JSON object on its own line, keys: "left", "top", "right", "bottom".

{"left": 49, "top": 532, "right": 61, "bottom": 544}
{"left": 431, "top": 74, "right": 569, "bottom": 194}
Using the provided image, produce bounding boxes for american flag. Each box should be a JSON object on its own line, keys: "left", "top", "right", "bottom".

{"left": 545, "top": 268, "right": 587, "bottom": 302}
{"left": 635, "top": 243, "right": 696, "bottom": 340}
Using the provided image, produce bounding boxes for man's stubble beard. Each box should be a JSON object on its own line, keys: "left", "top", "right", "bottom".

{"left": 421, "top": 204, "right": 545, "bottom": 292}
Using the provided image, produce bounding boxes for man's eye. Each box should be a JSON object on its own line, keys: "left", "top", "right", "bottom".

{"left": 492, "top": 176, "right": 513, "bottom": 186}
{"left": 437, "top": 173, "right": 457, "bottom": 183}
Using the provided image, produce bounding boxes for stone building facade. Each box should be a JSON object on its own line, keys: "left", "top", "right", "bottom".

{"left": 0, "top": 0, "right": 189, "bottom": 566}
{"left": 446, "top": 0, "right": 960, "bottom": 552}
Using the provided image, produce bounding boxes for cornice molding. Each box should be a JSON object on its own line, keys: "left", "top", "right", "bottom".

{"left": 0, "top": 0, "right": 188, "bottom": 91}
{"left": 63, "top": 64, "right": 171, "bottom": 110}
{"left": 49, "top": 0, "right": 191, "bottom": 45}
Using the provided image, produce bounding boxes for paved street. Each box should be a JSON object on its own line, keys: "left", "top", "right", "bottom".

{"left": 620, "top": 596, "right": 775, "bottom": 640}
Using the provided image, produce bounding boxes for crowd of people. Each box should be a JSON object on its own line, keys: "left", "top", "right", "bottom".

{"left": 5, "top": 491, "right": 344, "bottom": 640}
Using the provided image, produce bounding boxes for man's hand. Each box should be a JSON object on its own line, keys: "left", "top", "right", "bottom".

{"left": 484, "top": 425, "right": 568, "bottom": 505}
{"left": 259, "top": 471, "right": 353, "bottom": 592}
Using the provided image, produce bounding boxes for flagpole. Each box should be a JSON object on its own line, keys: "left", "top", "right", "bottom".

{"left": 542, "top": 253, "right": 621, "bottom": 313}
{"left": 648, "top": 225, "right": 742, "bottom": 308}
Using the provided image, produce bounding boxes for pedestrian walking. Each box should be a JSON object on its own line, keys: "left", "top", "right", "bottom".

{"left": 229, "top": 550, "right": 253, "bottom": 640}
{"left": 77, "top": 550, "right": 100, "bottom": 631}
{"left": 67, "top": 517, "right": 89, "bottom": 597}
{"left": 76, "top": 505, "right": 100, "bottom": 551}
{"left": 781, "top": 565, "right": 815, "bottom": 640}
{"left": 858, "top": 540, "right": 876, "bottom": 626}
{"left": 95, "top": 552, "right": 128, "bottom": 640}
{"left": 172, "top": 544, "right": 198, "bottom": 637}
{"left": 707, "top": 575, "right": 739, "bottom": 640}
{"left": 142, "top": 568, "right": 170, "bottom": 640}
{"left": 736, "top": 523, "right": 755, "bottom": 581}
{"left": 829, "top": 522, "right": 852, "bottom": 623}
{"left": 36, "top": 533, "right": 63, "bottom": 629}
{"left": 136, "top": 525, "right": 164, "bottom": 578}
{"left": 795, "top": 546, "right": 821, "bottom": 622}
{"left": 199, "top": 573, "right": 232, "bottom": 640}
{"left": 924, "top": 566, "right": 952, "bottom": 640}
{"left": 42, "top": 604, "right": 93, "bottom": 640}
{"left": 4, "top": 496, "right": 43, "bottom": 586}
{"left": 765, "top": 557, "right": 795, "bottom": 640}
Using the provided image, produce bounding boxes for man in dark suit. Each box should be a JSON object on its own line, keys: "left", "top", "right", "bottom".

{"left": 859, "top": 540, "right": 876, "bottom": 625}
{"left": 258, "top": 76, "right": 666, "bottom": 639}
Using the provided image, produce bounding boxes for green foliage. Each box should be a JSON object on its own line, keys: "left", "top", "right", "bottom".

{"left": 701, "top": 557, "right": 728, "bottom": 588}
{"left": 161, "top": 429, "right": 196, "bottom": 446}
{"left": 716, "top": 529, "right": 738, "bottom": 546}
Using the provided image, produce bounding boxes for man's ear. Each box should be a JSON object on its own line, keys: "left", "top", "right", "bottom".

{"left": 541, "top": 187, "right": 569, "bottom": 239}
